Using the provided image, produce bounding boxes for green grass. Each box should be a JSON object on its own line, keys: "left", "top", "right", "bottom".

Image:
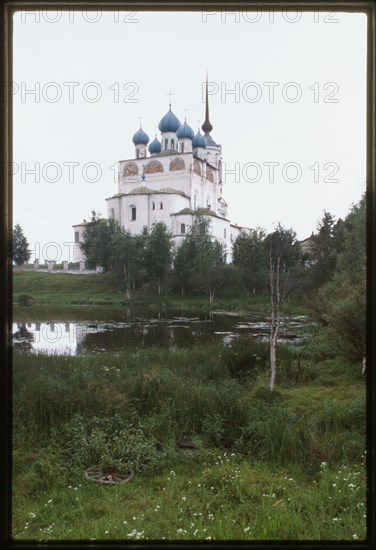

{"left": 13, "top": 270, "right": 303, "bottom": 313}
{"left": 13, "top": 455, "right": 366, "bottom": 541}
{"left": 12, "top": 345, "right": 366, "bottom": 541}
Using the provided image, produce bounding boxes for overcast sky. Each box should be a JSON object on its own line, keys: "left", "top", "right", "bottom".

{"left": 13, "top": 9, "right": 367, "bottom": 262}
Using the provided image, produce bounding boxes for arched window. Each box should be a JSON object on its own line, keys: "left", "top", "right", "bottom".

{"left": 159, "top": 202, "right": 163, "bottom": 210}
{"left": 130, "top": 206, "right": 136, "bottom": 221}
{"left": 152, "top": 202, "right": 155, "bottom": 210}
{"left": 171, "top": 139, "right": 175, "bottom": 150}
{"left": 180, "top": 142, "right": 185, "bottom": 153}
{"left": 164, "top": 139, "right": 168, "bottom": 150}
{"left": 110, "top": 208, "right": 115, "bottom": 219}
{"left": 181, "top": 223, "right": 186, "bottom": 234}
{"left": 224, "top": 228, "right": 227, "bottom": 238}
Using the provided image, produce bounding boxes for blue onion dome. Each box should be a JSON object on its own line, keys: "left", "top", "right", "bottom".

{"left": 176, "top": 119, "right": 195, "bottom": 140}
{"left": 132, "top": 127, "right": 149, "bottom": 145}
{"left": 148, "top": 136, "right": 161, "bottom": 153}
{"left": 158, "top": 107, "right": 181, "bottom": 133}
{"left": 192, "top": 129, "right": 207, "bottom": 148}
{"left": 204, "top": 134, "right": 218, "bottom": 147}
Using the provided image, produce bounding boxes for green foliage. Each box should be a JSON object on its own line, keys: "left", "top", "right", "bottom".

{"left": 232, "top": 228, "right": 267, "bottom": 293}
{"left": 221, "top": 336, "right": 269, "bottom": 380}
{"left": 17, "top": 294, "right": 34, "bottom": 306}
{"left": 13, "top": 345, "right": 366, "bottom": 541}
{"left": 173, "top": 213, "right": 225, "bottom": 297}
{"left": 316, "top": 196, "right": 366, "bottom": 361}
{"left": 144, "top": 222, "right": 172, "bottom": 292}
{"left": 80, "top": 212, "right": 119, "bottom": 271}
{"left": 12, "top": 224, "right": 31, "bottom": 266}
{"left": 304, "top": 211, "right": 345, "bottom": 290}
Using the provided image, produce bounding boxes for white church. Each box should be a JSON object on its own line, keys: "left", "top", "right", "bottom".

{"left": 73, "top": 82, "right": 249, "bottom": 263}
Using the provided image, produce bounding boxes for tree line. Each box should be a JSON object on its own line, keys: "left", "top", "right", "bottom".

{"left": 12, "top": 194, "right": 366, "bottom": 382}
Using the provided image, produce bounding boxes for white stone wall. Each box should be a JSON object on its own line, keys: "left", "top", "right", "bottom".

{"left": 72, "top": 223, "right": 87, "bottom": 263}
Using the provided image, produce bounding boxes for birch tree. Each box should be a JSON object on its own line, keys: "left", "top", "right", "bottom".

{"left": 266, "top": 225, "right": 300, "bottom": 391}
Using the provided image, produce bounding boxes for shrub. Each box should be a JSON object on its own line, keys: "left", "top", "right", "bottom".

{"left": 221, "top": 336, "right": 269, "bottom": 380}
{"left": 17, "top": 294, "right": 34, "bottom": 306}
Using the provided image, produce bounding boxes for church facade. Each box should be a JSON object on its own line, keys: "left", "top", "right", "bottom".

{"left": 73, "top": 83, "right": 248, "bottom": 263}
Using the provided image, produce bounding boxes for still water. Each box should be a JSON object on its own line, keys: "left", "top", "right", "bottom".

{"left": 12, "top": 309, "right": 308, "bottom": 355}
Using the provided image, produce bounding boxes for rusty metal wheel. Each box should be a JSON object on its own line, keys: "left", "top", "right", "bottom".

{"left": 84, "top": 466, "right": 135, "bottom": 485}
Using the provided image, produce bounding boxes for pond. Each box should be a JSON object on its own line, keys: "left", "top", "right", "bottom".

{"left": 12, "top": 308, "right": 310, "bottom": 355}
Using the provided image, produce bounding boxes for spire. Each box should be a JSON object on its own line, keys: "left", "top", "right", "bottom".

{"left": 201, "top": 73, "right": 213, "bottom": 135}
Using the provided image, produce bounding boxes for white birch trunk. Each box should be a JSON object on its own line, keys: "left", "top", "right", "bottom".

{"left": 269, "top": 254, "right": 280, "bottom": 392}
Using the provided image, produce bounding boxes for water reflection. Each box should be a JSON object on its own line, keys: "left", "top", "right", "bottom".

{"left": 12, "top": 312, "right": 309, "bottom": 355}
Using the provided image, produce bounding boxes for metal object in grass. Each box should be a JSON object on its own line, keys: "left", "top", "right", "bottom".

{"left": 84, "top": 466, "right": 135, "bottom": 485}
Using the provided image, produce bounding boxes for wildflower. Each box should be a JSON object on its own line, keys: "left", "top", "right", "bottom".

{"left": 244, "top": 526, "right": 251, "bottom": 533}
{"left": 181, "top": 496, "right": 187, "bottom": 501}
{"left": 333, "top": 518, "right": 339, "bottom": 522}
{"left": 353, "top": 534, "right": 359, "bottom": 540}
{"left": 29, "top": 512, "right": 36, "bottom": 518}
{"left": 47, "top": 499, "right": 53, "bottom": 503}
{"left": 332, "top": 483, "right": 336, "bottom": 487}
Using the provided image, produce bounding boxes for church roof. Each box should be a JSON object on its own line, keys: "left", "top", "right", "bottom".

{"left": 132, "top": 127, "right": 149, "bottom": 145}
{"left": 158, "top": 107, "right": 181, "bottom": 133}
{"left": 148, "top": 136, "right": 161, "bottom": 153}
{"left": 192, "top": 130, "right": 207, "bottom": 148}
{"left": 128, "top": 187, "right": 154, "bottom": 194}
{"left": 176, "top": 120, "right": 195, "bottom": 140}
{"left": 127, "top": 187, "right": 189, "bottom": 198}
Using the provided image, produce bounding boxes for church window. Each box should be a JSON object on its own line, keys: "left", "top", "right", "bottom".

{"left": 181, "top": 223, "right": 186, "bottom": 234}
{"left": 131, "top": 206, "right": 136, "bottom": 221}
{"left": 171, "top": 139, "right": 175, "bottom": 150}
{"left": 110, "top": 208, "right": 115, "bottom": 219}
{"left": 194, "top": 194, "right": 197, "bottom": 209}
{"left": 143, "top": 226, "right": 148, "bottom": 235}
{"left": 159, "top": 202, "right": 163, "bottom": 210}
{"left": 181, "top": 142, "right": 185, "bottom": 153}
{"left": 224, "top": 228, "right": 227, "bottom": 238}
{"left": 136, "top": 149, "right": 140, "bottom": 159}
{"left": 230, "top": 233, "right": 233, "bottom": 242}
{"left": 164, "top": 139, "right": 168, "bottom": 150}
{"left": 152, "top": 202, "right": 155, "bottom": 210}
{"left": 74, "top": 231, "right": 79, "bottom": 243}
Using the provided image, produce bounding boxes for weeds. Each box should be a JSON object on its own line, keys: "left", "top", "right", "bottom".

{"left": 12, "top": 346, "right": 366, "bottom": 541}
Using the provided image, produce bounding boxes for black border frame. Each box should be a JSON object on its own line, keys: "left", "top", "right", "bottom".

{"left": 1, "top": 1, "right": 375, "bottom": 549}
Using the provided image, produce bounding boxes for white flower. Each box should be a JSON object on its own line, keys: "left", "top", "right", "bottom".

{"left": 244, "top": 526, "right": 251, "bottom": 533}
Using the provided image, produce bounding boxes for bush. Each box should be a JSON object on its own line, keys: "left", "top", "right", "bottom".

{"left": 221, "top": 336, "right": 269, "bottom": 380}
{"left": 17, "top": 294, "right": 34, "bottom": 306}
{"left": 55, "top": 413, "right": 179, "bottom": 475}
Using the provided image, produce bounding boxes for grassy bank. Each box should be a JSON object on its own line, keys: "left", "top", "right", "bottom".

{"left": 13, "top": 270, "right": 305, "bottom": 313}
{"left": 12, "top": 344, "right": 366, "bottom": 541}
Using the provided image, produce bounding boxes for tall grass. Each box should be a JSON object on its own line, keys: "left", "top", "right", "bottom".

{"left": 13, "top": 344, "right": 365, "bottom": 477}
{"left": 12, "top": 343, "right": 366, "bottom": 541}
